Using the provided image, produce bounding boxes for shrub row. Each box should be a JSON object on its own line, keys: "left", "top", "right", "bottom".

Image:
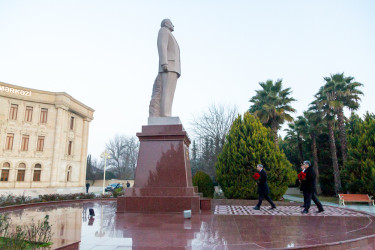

{"left": 193, "top": 171, "right": 215, "bottom": 198}
{"left": 0, "top": 192, "right": 112, "bottom": 208}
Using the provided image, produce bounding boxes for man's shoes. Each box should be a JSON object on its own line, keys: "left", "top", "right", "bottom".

{"left": 316, "top": 209, "right": 325, "bottom": 213}
{"left": 253, "top": 206, "right": 260, "bottom": 210}
{"left": 301, "top": 210, "right": 308, "bottom": 214}
{"left": 269, "top": 207, "right": 276, "bottom": 210}
{"left": 300, "top": 205, "right": 305, "bottom": 208}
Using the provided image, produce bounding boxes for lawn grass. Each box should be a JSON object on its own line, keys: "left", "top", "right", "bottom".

{"left": 0, "top": 237, "right": 53, "bottom": 249}
{"left": 287, "top": 194, "right": 339, "bottom": 204}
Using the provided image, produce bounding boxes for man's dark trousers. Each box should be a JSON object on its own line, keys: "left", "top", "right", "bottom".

{"left": 257, "top": 193, "right": 276, "bottom": 208}
{"left": 304, "top": 191, "right": 323, "bottom": 211}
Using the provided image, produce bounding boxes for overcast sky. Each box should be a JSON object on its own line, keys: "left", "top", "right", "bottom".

{"left": 0, "top": 0, "right": 374, "bottom": 159}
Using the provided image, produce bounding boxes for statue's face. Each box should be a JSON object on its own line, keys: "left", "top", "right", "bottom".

{"left": 164, "top": 19, "right": 174, "bottom": 31}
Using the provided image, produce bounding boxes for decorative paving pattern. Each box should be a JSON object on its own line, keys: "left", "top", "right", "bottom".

{"left": 214, "top": 205, "right": 368, "bottom": 217}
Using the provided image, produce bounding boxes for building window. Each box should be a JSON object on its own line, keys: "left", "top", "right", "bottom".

{"left": 37, "top": 136, "right": 45, "bottom": 152}
{"left": 66, "top": 166, "right": 72, "bottom": 182}
{"left": 68, "top": 141, "right": 73, "bottom": 155}
{"left": 33, "top": 164, "right": 41, "bottom": 181}
{"left": 5, "top": 134, "right": 14, "bottom": 150}
{"left": 17, "top": 163, "right": 26, "bottom": 181}
{"left": 21, "top": 135, "right": 29, "bottom": 151}
{"left": 17, "top": 170, "right": 25, "bottom": 181}
{"left": 25, "top": 106, "right": 33, "bottom": 122}
{"left": 33, "top": 170, "right": 41, "bottom": 181}
{"left": 70, "top": 117, "right": 74, "bottom": 130}
{"left": 40, "top": 108, "right": 48, "bottom": 123}
{"left": 1, "top": 163, "right": 10, "bottom": 182}
{"left": 9, "top": 104, "right": 18, "bottom": 120}
{"left": 1, "top": 170, "right": 9, "bottom": 182}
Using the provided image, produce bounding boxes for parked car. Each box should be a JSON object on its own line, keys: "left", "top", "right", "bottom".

{"left": 105, "top": 183, "right": 123, "bottom": 192}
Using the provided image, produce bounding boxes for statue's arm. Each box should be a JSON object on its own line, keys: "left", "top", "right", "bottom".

{"left": 157, "top": 28, "right": 169, "bottom": 68}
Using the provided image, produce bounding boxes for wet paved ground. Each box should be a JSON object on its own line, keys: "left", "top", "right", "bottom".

{"left": 2, "top": 200, "right": 375, "bottom": 249}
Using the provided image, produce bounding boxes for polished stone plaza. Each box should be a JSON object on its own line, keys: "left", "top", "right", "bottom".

{"left": 3, "top": 200, "right": 375, "bottom": 249}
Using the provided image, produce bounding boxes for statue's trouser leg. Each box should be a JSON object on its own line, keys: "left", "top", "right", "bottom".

{"left": 160, "top": 72, "right": 178, "bottom": 117}
{"left": 149, "top": 74, "right": 162, "bottom": 117}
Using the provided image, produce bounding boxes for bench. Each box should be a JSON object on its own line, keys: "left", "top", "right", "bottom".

{"left": 338, "top": 194, "right": 374, "bottom": 206}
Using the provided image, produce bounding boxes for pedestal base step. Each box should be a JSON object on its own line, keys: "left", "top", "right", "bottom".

{"left": 200, "top": 198, "right": 212, "bottom": 210}
{"left": 117, "top": 196, "right": 200, "bottom": 213}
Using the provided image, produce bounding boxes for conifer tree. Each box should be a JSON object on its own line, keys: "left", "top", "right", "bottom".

{"left": 216, "top": 112, "right": 296, "bottom": 199}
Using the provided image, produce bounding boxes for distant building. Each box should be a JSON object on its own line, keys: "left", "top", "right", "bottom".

{"left": 0, "top": 82, "right": 94, "bottom": 188}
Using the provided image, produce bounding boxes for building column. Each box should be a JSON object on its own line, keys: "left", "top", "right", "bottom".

{"left": 79, "top": 118, "right": 91, "bottom": 186}
{"left": 9, "top": 167, "right": 17, "bottom": 188}
{"left": 50, "top": 105, "right": 68, "bottom": 187}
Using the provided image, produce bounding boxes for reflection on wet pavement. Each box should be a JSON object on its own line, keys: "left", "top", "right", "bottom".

{"left": 3, "top": 201, "right": 375, "bottom": 249}
{"left": 4, "top": 202, "right": 84, "bottom": 249}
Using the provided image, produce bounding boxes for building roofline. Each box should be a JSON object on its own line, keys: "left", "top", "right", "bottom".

{"left": 0, "top": 81, "right": 95, "bottom": 120}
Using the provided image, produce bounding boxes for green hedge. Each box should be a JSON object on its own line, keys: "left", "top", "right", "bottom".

{"left": 193, "top": 171, "right": 214, "bottom": 198}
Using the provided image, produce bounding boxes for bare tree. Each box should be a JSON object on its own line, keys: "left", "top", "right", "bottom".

{"left": 190, "top": 104, "right": 238, "bottom": 179}
{"left": 105, "top": 135, "right": 139, "bottom": 179}
{"left": 191, "top": 104, "right": 238, "bottom": 148}
{"left": 122, "top": 136, "right": 139, "bottom": 179}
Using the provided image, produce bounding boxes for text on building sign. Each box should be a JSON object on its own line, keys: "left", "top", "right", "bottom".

{"left": 0, "top": 85, "right": 32, "bottom": 96}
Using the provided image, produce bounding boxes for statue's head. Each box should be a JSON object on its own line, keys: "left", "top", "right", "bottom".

{"left": 161, "top": 19, "right": 174, "bottom": 32}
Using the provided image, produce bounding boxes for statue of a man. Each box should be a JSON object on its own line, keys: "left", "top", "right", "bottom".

{"left": 149, "top": 19, "right": 181, "bottom": 117}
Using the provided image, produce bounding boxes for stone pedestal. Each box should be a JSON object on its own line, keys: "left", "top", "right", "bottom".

{"left": 117, "top": 123, "right": 200, "bottom": 213}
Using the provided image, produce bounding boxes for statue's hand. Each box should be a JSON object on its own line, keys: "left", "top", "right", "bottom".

{"left": 162, "top": 64, "right": 168, "bottom": 72}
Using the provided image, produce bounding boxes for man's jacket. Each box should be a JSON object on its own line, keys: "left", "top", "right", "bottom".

{"left": 258, "top": 169, "right": 270, "bottom": 195}
{"left": 157, "top": 27, "right": 181, "bottom": 77}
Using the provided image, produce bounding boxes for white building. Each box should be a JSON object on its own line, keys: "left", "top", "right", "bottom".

{"left": 0, "top": 82, "right": 94, "bottom": 188}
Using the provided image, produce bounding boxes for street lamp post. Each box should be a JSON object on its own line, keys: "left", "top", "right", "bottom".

{"left": 100, "top": 150, "right": 110, "bottom": 195}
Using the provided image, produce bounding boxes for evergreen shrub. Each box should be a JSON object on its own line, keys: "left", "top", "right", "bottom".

{"left": 342, "top": 113, "right": 375, "bottom": 196}
{"left": 192, "top": 171, "right": 214, "bottom": 198}
{"left": 216, "top": 112, "right": 296, "bottom": 200}
{"left": 112, "top": 188, "right": 124, "bottom": 198}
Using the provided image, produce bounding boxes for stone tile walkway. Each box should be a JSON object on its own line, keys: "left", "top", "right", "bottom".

{"left": 215, "top": 205, "right": 367, "bottom": 217}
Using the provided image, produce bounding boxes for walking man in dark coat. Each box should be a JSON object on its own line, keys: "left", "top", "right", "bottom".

{"left": 299, "top": 164, "right": 307, "bottom": 208}
{"left": 86, "top": 182, "right": 90, "bottom": 193}
{"left": 301, "top": 160, "right": 324, "bottom": 214}
{"left": 253, "top": 164, "right": 276, "bottom": 210}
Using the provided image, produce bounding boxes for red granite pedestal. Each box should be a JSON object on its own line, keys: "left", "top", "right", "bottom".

{"left": 117, "top": 124, "right": 200, "bottom": 213}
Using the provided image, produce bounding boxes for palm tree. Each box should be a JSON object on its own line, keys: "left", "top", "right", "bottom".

{"left": 249, "top": 79, "right": 296, "bottom": 146}
{"left": 312, "top": 89, "right": 342, "bottom": 195}
{"left": 322, "top": 73, "right": 363, "bottom": 164}
{"left": 304, "top": 108, "right": 325, "bottom": 194}
{"left": 285, "top": 118, "right": 305, "bottom": 164}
